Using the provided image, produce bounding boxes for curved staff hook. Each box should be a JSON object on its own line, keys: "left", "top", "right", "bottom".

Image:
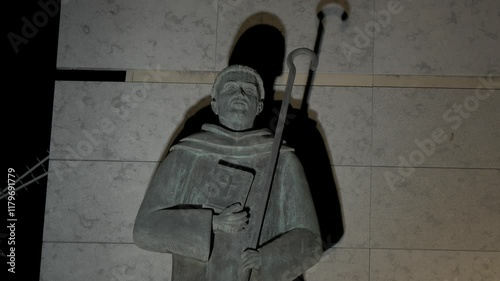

{"left": 240, "top": 48, "right": 318, "bottom": 281}
{"left": 278, "top": 48, "right": 318, "bottom": 141}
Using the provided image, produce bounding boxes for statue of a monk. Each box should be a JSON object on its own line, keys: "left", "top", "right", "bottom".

{"left": 133, "top": 65, "right": 322, "bottom": 281}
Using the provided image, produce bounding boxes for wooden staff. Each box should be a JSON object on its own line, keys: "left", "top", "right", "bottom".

{"left": 241, "top": 48, "right": 318, "bottom": 281}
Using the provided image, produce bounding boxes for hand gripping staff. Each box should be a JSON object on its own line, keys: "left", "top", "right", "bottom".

{"left": 240, "top": 48, "right": 318, "bottom": 281}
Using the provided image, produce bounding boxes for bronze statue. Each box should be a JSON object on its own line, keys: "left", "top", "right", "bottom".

{"left": 134, "top": 58, "right": 322, "bottom": 281}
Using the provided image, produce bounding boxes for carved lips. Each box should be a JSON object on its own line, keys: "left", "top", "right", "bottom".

{"left": 230, "top": 96, "right": 249, "bottom": 110}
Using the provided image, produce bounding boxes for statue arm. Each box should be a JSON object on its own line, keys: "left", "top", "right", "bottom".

{"left": 133, "top": 151, "right": 213, "bottom": 262}
{"left": 258, "top": 228, "right": 322, "bottom": 281}
{"left": 256, "top": 152, "right": 323, "bottom": 280}
{"left": 134, "top": 207, "right": 213, "bottom": 262}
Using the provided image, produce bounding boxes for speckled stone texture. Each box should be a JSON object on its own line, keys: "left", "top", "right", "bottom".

{"left": 43, "top": 0, "right": 500, "bottom": 280}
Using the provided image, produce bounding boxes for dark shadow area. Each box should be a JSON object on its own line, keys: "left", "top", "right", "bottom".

{"left": 4, "top": 1, "right": 60, "bottom": 280}
{"left": 168, "top": 8, "right": 349, "bottom": 279}
{"left": 170, "top": 12, "right": 287, "bottom": 144}
{"left": 55, "top": 69, "right": 126, "bottom": 82}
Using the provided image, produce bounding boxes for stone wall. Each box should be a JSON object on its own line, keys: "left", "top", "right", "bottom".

{"left": 41, "top": 0, "right": 500, "bottom": 280}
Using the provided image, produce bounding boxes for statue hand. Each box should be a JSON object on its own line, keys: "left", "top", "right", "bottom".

{"left": 212, "top": 203, "right": 249, "bottom": 233}
{"left": 240, "top": 248, "right": 261, "bottom": 273}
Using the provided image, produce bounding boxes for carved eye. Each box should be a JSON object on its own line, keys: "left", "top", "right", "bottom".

{"left": 243, "top": 86, "right": 257, "bottom": 96}
{"left": 223, "top": 82, "right": 238, "bottom": 92}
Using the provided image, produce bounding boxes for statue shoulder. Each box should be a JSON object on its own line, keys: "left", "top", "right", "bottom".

{"left": 168, "top": 130, "right": 220, "bottom": 154}
{"left": 169, "top": 124, "right": 295, "bottom": 156}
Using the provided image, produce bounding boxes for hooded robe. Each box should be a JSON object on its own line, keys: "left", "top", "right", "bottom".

{"left": 134, "top": 124, "right": 322, "bottom": 281}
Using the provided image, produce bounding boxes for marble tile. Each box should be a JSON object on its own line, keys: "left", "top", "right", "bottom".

{"left": 332, "top": 166, "right": 370, "bottom": 248}
{"left": 371, "top": 249, "right": 500, "bottom": 281}
{"left": 307, "top": 86, "right": 372, "bottom": 165}
{"left": 304, "top": 249, "right": 369, "bottom": 281}
{"left": 40, "top": 242, "right": 172, "bottom": 281}
{"left": 216, "top": 0, "right": 374, "bottom": 74}
{"left": 372, "top": 87, "right": 500, "bottom": 168}
{"left": 44, "top": 161, "right": 156, "bottom": 242}
{"left": 50, "top": 81, "right": 211, "bottom": 162}
{"left": 57, "top": 0, "right": 217, "bottom": 70}
{"left": 371, "top": 168, "right": 500, "bottom": 251}
{"left": 374, "top": 0, "right": 500, "bottom": 75}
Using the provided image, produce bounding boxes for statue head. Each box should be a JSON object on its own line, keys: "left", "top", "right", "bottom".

{"left": 211, "top": 65, "right": 265, "bottom": 131}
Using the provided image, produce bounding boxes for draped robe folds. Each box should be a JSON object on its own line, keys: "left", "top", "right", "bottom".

{"left": 134, "top": 124, "right": 322, "bottom": 281}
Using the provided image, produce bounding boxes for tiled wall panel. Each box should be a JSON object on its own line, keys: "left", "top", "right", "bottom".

{"left": 374, "top": 0, "right": 500, "bottom": 75}
{"left": 50, "top": 81, "right": 210, "bottom": 162}
{"left": 44, "top": 0, "right": 500, "bottom": 280}
{"left": 371, "top": 167, "right": 500, "bottom": 251}
{"left": 57, "top": 0, "right": 217, "bottom": 70}
{"left": 372, "top": 87, "right": 500, "bottom": 168}
{"left": 40, "top": 243, "right": 172, "bottom": 281}
{"left": 44, "top": 161, "right": 156, "bottom": 243}
{"left": 371, "top": 249, "right": 500, "bottom": 281}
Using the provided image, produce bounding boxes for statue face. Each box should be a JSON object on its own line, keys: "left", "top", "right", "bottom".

{"left": 212, "top": 79, "right": 263, "bottom": 131}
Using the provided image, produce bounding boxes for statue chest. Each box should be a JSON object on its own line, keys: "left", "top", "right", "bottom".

{"left": 187, "top": 153, "right": 271, "bottom": 213}
{"left": 185, "top": 153, "right": 278, "bottom": 281}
